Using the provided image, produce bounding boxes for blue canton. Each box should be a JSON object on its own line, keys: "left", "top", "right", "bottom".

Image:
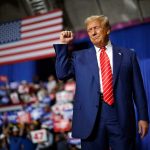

{"left": 0, "top": 20, "right": 21, "bottom": 44}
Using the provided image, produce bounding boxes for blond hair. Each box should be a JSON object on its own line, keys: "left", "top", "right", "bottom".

{"left": 84, "top": 15, "right": 110, "bottom": 29}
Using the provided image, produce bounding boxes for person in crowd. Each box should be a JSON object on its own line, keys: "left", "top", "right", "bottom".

{"left": 53, "top": 15, "right": 149, "bottom": 150}
{"left": 55, "top": 133, "right": 69, "bottom": 150}
{"left": 36, "top": 124, "right": 54, "bottom": 150}
{"left": 7, "top": 125, "right": 23, "bottom": 150}
{"left": 47, "top": 75, "right": 57, "bottom": 94}
{"left": 20, "top": 123, "right": 37, "bottom": 150}
{"left": 0, "top": 134, "right": 8, "bottom": 150}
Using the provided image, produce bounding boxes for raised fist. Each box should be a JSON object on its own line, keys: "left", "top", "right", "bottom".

{"left": 60, "top": 31, "right": 74, "bottom": 44}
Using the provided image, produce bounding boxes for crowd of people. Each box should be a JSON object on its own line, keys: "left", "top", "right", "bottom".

{"left": 0, "top": 75, "right": 81, "bottom": 150}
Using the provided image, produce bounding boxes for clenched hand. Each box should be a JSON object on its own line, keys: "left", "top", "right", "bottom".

{"left": 60, "top": 31, "right": 74, "bottom": 44}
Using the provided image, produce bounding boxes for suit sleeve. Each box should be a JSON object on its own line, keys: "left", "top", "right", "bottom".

{"left": 53, "top": 44, "right": 75, "bottom": 80}
{"left": 132, "top": 52, "right": 149, "bottom": 122}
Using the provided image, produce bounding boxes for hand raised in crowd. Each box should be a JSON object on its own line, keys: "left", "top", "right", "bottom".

{"left": 60, "top": 31, "right": 74, "bottom": 44}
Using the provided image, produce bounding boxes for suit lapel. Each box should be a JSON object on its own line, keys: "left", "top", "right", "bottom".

{"left": 88, "top": 47, "right": 100, "bottom": 91}
{"left": 113, "top": 45, "right": 123, "bottom": 87}
{"left": 87, "top": 44, "right": 123, "bottom": 90}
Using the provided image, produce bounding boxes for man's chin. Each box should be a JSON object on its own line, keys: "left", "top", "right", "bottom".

{"left": 93, "top": 41, "right": 101, "bottom": 47}
{"left": 91, "top": 40, "right": 99, "bottom": 44}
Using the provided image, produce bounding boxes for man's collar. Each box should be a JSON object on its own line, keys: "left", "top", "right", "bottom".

{"left": 94, "top": 41, "right": 112, "bottom": 53}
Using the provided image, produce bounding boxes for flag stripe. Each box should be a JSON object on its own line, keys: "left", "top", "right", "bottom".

{"left": 0, "top": 46, "right": 54, "bottom": 58}
{"left": 0, "top": 52, "right": 55, "bottom": 66}
{"left": 22, "top": 30, "right": 61, "bottom": 40}
{"left": 21, "top": 18, "right": 62, "bottom": 32}
{"left": 21, "top": 25, "right": 62, "bottom": 38}
{"left": 0, "top": 39, "right": 59, "bottom": 56}
{"left": 0, "top": 33, "right": 60, "bottom": 50}
{"left": 0, "top": 38, "right": 59, "bottom": 52}
{"left": 0, "top": 48, "right": 55, "bottom": 63}
{"left": 22, "top": 10, "right": 63, "bottom": 25}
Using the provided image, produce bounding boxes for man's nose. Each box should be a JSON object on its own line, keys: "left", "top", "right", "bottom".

{"left": 91, "top": 29, "right": 96, "bottom": 36}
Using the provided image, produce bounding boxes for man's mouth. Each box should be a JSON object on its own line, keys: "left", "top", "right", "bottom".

{"left": 93, "top": 37, "right": 99, "bottom": 40}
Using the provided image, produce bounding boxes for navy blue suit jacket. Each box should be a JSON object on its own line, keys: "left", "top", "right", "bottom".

{"left": 54, "top": 44, "right": 149, "bottom": 139}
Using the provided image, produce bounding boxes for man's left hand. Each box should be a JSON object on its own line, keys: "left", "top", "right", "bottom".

{"left": 138, "top": 120, "right": 149, "bottom": 138}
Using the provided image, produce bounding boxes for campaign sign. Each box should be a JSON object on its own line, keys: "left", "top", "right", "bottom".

{"left": 52, "top": 103, "right": 73, "bottom": 115}
{"left": 10, "top": 92, "right": 20, "bottom": 104}
{"left": 56, "top": 91, "right": 74, "bottom": 103}
{"left": 17, "top": 111, "right": 31, "bottom": 123}
{"left": 53, "top": 119, "right": 71, "bottom": 132}
{"left": 30, "top": 129, "right": 47, "bottom": 143}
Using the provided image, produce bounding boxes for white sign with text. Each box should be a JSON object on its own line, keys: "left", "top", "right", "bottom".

{"left": 30, "top": 129, "right": 47, "bottom": 143}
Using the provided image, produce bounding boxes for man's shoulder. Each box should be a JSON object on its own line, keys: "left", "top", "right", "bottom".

{"left": 112, "top": 44, "right": 135, "bottom": 55}
{"left": 72, "top": 47, "right": 94, "bottom": 56}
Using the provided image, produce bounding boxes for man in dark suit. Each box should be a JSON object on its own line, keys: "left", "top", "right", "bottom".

{"left": 54, "top": 15, "right": 149, "bottom": 150}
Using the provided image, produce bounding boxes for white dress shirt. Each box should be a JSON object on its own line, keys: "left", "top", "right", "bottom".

{"left": 94, "top": 41, "right": 113, "bottom": 93}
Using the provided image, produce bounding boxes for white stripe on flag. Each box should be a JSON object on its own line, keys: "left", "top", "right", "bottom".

{"left": 21, "top": 25, "right": 62, "bottom": 38}
{"left": 0, "top": 39, "right": 60, "bottom": 56}
{"left": 21, "top": 18, "right": 62, "bottom": 31}
{"left": 0, "top": 48, "right": 55, "bottom": 63}
{"left": 22, "top": 11, "right": 63, "bottom": 25}
{"left": 0, "top": 33, "right": 60, "bottom": 50}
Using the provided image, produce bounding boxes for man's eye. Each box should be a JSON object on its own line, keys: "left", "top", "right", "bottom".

{"left": 88, "top": 29, "right": 92, "bottom": 33}
{"left": 95, "top": 26, "right": 100, "bottom": 29}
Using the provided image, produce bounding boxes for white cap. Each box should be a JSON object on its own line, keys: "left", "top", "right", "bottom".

{"left": 12, "top": 126, "right": 19, "bottom": 132}
{"left": 41, "top": 124, "right": 49, "bottom": 129}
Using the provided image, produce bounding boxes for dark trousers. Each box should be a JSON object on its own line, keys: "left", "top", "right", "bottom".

{"left": 81, "top": 101, "right": 136, "bottom": 150}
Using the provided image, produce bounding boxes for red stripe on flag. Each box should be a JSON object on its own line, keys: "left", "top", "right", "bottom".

{"left": 21, "top": 30, "right": 61, "bottom": 40}
{"left": 0, "top": 53, "right": 56, "bottom": 66}
{"left": 0, "top": 38, "right": 59, "bottom": 51}
{"left": 22, "top": 9, "right": 62, "bottom": 20}
{"left": 22, "top": 16, "right": 62, "bottom": 27}
{"left": 0, "top": 46, "right": 53, "bottom": 58}
{"left": 21, "top": 24, "right": 62, "bottom": 34}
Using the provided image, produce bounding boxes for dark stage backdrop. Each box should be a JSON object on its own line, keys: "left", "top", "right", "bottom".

{"left": 0, "top": 22, "right": 150, "bottom": 149}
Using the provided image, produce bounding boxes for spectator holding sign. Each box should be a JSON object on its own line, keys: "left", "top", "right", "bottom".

{"left": 35, "top": 124, "right": 54, "bottom": 150}
{"left": 7, "top": 126, "right": 23, "bottom": 150}
{"left": 21, "top": 123, "right": 37, "bottom": 150}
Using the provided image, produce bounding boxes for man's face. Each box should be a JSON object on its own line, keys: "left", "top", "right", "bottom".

{"left": 87, "top": 20, "right": 110, "bottom": 48}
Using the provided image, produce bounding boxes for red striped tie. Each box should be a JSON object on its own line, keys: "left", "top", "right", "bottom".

{"left": 100, "top": 46, "right": 114, "bottom": 105}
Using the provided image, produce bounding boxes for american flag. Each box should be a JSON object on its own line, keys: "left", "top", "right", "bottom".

{"left": 0, "top": 9, "right": 63, "bottom": 65}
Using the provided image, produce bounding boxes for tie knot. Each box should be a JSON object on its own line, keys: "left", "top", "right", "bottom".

{"left": 100, "top": 46, "right": 106, "bottom": 52}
